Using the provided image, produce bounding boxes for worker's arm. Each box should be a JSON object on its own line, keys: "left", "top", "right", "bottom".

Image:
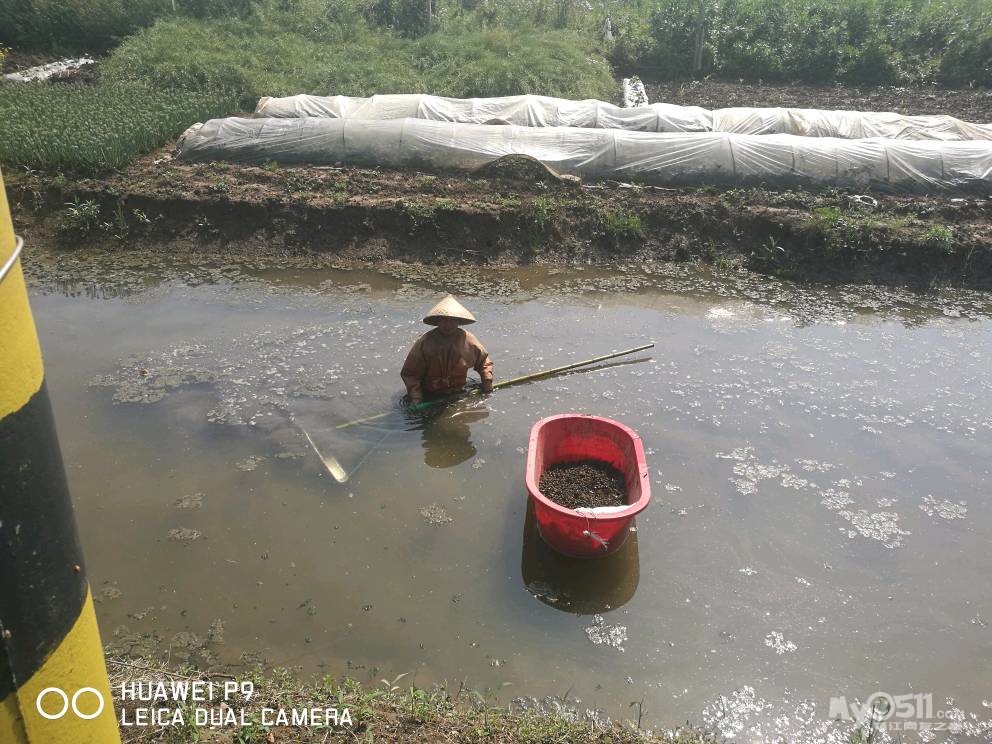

{"left": 400, "top": 338, "right": 427, "bottom": 404}
{"left": 473, "top": 341, "right": 494, "bottom": 394}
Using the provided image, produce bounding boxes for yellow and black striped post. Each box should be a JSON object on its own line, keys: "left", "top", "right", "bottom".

{"left": 0, "top": 169, "right": 121, "bottom": 742}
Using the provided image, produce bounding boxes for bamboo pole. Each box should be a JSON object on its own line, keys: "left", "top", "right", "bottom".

{"left": 334, "top": 342, "right": 654, "bottom": 430}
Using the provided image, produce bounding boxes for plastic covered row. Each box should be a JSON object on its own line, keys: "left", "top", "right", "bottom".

{"left": 254, "top": 93, "right": 992, "bottom": 142}
{"left": 177, "top": 117, "right": 992, "bottom": 193}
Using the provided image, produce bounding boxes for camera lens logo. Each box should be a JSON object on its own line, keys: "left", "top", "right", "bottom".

{"left": 35, "top": 687, "right": 105, "bottom": 720}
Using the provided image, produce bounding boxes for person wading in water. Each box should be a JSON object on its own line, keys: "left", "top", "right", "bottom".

{"left": 401, "top": 295, "right": 494, "bottom": 406}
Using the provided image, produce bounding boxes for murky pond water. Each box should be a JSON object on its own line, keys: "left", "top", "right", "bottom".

{"left": 25, "top": 247, "right": 992, "bottom": 741}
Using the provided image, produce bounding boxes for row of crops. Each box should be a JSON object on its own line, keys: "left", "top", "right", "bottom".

{"left": 0, "top": 83, "right": 234, "bottom": 170}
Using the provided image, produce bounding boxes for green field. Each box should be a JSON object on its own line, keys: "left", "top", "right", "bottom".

{"left": 0, "top": 83, "right": 234, "bottom": 170}
{"left": 1, "top": 0, "right": 989, "bottom": 170}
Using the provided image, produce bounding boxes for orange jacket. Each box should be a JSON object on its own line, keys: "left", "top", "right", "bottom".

{"left": 401, "top": 328, "right": 494, "bottom": 402}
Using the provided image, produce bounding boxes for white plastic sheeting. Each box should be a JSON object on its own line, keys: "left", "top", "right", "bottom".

{"left": 3, "top": 57, "right": 95, "bottom": 82}
{"left": 621, "top": 78, "right": 649, "bottom": 108}
{"left": 254, "top": 93, "right": 992, "bottom": 142}
{"left": 177, "top": 117, "right": 992, "bottom": 193}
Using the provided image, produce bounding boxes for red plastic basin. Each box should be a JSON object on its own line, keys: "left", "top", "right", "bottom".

{"left": 525, "top": 414, "right": 651, "bottom": 557}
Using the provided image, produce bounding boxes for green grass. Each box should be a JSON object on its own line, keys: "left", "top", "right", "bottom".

{"left": 922, "top": 224, "right": 954, "bottom": 250}
{"left": 804, "top": 206, "right": 844, "bottom": 233}
{"left": 99, "top": 18, "right": 420, "bottom": 107}
{"left": 54, "top": 197, "right": 102, "bottom": 238}
{"left": 100, "top": 17, "right": 615, "bottom": 107}
{"left": 3, "top": 0, "right": 989, "bottom": 88}
{"left": 410, "top": 26, "right": 614, "bottom": 99}
{"left": 642, "top": 0, "right": 991, "bottom": 86}
{"left": 0, "top": 0, "right": 260, "bottom": 53}
{"left": 0, "top": 81, "right": 234, "bottom": 170}
{"left": 524, "top": 196, "right": 564, "bottom": 232}
{"left": 800, "top": 205, "right": 922, "bottom": 258}
{"left": 597, "top": 206, "right": 646, "bottom": 239}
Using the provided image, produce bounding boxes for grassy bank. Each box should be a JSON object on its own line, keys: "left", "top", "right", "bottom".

{"left": 100, "top": 18, "right": 615, "bottom": 106}
{"left": 108, "top": 655, "right": 713, "bottom": 743}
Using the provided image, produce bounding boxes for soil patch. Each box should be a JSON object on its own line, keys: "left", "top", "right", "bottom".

{"left": 476, "top": 154, "right": 579, "bottom": 185}
{"left": 1, "top": 50, "right": 57, "bottom": 74}
{"left": 539, "top": 460, "right": 627, "bottom": 510}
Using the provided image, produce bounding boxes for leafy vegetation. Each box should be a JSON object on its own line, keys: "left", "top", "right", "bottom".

{"left": 1, "top": 1, "right": 615, "bottom": 173}
{"left": 4, "top": 0, "right": 989, "bottom": 88}
{"left": 99, "top": 17, "right": 614, "bottom": 107}
{"left": 650, "top": 0, "right": 992, "bottom": 86}
{"left": 0, "top": 82, "right": 234, "bottom": 169}
{"left": 54, "top": 197, "right": 102, "bottom": 239}
{"left": 596, "top": 205, "right": 646, "bottom": 239}
{"left": 1, "top": 0, "right": 988, "bottom": 171}
{"left": 922, "top": 224, "right": 954, "bottom": 251}
{"left": 0, "top": 0, "right": 253, "bottom": 54}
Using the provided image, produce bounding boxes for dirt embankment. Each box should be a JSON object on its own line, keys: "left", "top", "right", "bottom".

{"left": 9, "top": 151, "right": 991, "bottom": 291}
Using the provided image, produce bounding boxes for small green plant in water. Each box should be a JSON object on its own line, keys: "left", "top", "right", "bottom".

{"left": 56, "top": 198, "right": 102, "bottom": 240}
{"left": 108, "top": 203, "right": 130, "bottom": 242}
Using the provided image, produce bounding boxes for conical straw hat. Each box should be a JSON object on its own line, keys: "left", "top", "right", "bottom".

{"left": 423, "top": 295, "right": 476, "bottom": 325}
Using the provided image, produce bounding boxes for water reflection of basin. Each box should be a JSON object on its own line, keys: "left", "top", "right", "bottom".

{"left": 520, "top": 501, "right": 640, "bottom": 614}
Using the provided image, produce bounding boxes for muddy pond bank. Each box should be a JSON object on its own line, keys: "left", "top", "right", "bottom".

{"left": 8, "top": 158, "right": 992, "bottom": 290}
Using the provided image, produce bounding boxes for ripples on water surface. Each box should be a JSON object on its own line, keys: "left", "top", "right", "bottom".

{"left": 25, "top": 249, "right": 992, "bottom": 742}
